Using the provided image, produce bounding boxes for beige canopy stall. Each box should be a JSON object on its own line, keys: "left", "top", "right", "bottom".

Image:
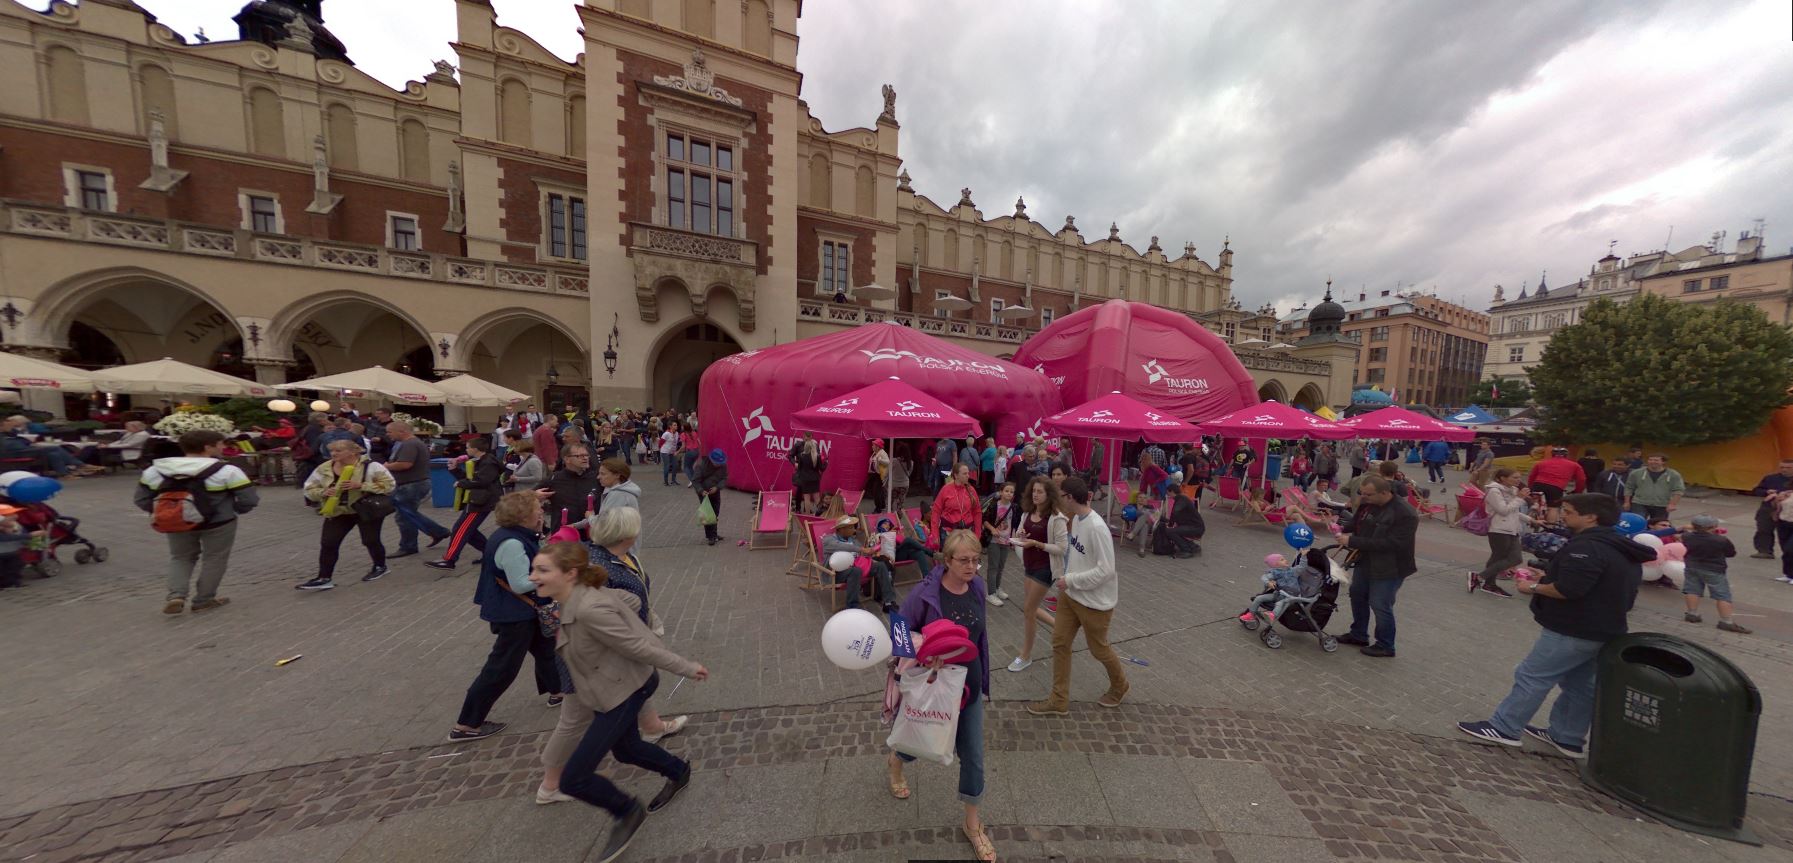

{"left": 432, "top": 373, "right": 531, "bottom": 408}
{"left": 0, "top": 352, "right": 98, "bottom": 391}
{"left": 277, "top": 365, "right": 454, "bottom": 406}
{"left": 90, "top": 357, "right": 272, "bottom": 398}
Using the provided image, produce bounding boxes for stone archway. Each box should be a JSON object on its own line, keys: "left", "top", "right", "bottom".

{"left": 647, "top": 317, "right": 743, "bottom": 413}
{"left": 31, "top": 266, "right": 246, "bottom": 368}
{"left": 1257, "top": 379, "right": 1289, "bottom": 404}
{"left": 458, "top": 308, "right": 592, "bottom": 415}
{"left": 1292, "top": 383, "right": 1327, "bottom": 411}
{"left": 266, "top": 291, "right": 436, "bottom": 380}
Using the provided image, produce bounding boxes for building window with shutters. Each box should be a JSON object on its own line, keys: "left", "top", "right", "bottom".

{"left": 820, "top": 239, "right": 851, "bottom": 297}
{"left": 665, "top": 132, "right": 736, "bottom": 236}
{"left": 63, "top": 166, "right": 115, "bottom": 212}
{"left": 387, "top": 213, "right": 420, "bottom": 251}
{"left": 1041, "top": 307, "right": 1055, "bottom": 327}
{"left": 237, "top": 191, "right": 283, "bottom": 234}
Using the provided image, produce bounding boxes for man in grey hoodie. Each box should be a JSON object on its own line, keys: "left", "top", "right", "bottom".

{"left": 134, "top": 430, "right": 259, "bottom": 615}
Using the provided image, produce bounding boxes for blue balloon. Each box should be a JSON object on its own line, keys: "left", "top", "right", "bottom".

{"left": 1284, "top": 523, "right": 1315, "bottom": 550}
{"left": 1616, "top": 512, "right": 1647, "bottom": 536}
{"left": 1122, "top": 504, "right": 1140, "bottom": 522}
{"left": 5, "top": 476, "right": 62, "bottom": 504}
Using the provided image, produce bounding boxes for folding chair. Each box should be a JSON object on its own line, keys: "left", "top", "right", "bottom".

{"left": 1106, "top": 480, "right": 1135, "bottom": 534}
{"left": 1280, "top": 487, "right": 1337, "bottom": 532}
{"left": 1237, "top": 490, "right": 1288, "bottom": 528}
{"left": 1410, "top": 491, "right": 1448, "bottom": 522}
{"left": 862, "top": 512, "right": 923, "bottom": 587}
{"left": 1208, "top": 475, "right": 1243, "bottom": 512}
{"left": 839, "top": 488, "right": 864, "bottom": 515}
{"left": 900, "top": 506, "right": 926, "bottom": 545}
{"left": 748, "top": 490, "right": 793, "bottom": 550}
{"left": 787, "top": 514, "right": 834, "bottom": 586}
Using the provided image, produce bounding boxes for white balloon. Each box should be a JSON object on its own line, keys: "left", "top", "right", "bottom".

{"left": 0, "top": 471, "right": 38, "bottom": 489}
{"left": 828, "top": 551, "right": 857, "bottom": 572}
{"left": 1660, "top": 560, "right": 1686, "bottom": 587}
{"left": 820, "top": 608, "right": 891, "bottom": 670}
{"left": 1641, "top": 561, "right": 1663, "bottom": 579}
{"left": 1632, "top": 533, "right": 1664, "bottom": 550}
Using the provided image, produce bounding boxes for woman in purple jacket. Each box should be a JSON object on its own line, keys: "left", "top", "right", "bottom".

{"left": 885, "top": 529, "right": 994, "bottom": 862}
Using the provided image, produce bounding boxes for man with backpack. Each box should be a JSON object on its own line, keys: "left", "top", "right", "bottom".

{"left": 135, "top": 429, "right": 259, "bottom": 615}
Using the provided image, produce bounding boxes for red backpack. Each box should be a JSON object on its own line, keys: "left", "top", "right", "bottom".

{"left": 151, "top": 463, "right": 226, "bottom": 533}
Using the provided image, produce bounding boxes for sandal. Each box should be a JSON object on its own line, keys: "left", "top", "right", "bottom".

{"left": 886, "top": 756, "right": 911, "bottom": 799}
{"left": 962, "top": 824, "right": 996, "bottom": 861}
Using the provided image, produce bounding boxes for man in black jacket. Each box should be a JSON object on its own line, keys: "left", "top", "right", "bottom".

{"left": 426, "top": 437, "right": 503, "bottom": 570}
{"left": 1457, "top": 493, "right": 1654, "bottom": 757}
{"left": 1749, "top": 459, "right": 1793, "bottom": 559}
{"left": 538, "top": 442, "right": 601, "bottom": 532}
{"left": 1336, "top": 476, "right": 1417, "bottom": 657}
{"left": 692, "top": 448, "right": 728, "bottom": 546}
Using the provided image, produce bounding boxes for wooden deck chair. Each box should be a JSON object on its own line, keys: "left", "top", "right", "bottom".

{"left": 1106, "top": 480, "right": 1134, "bottom": 533}
{"left": 900, "top": 506, "right": 927, "bottom": 547}
{"left": 748, "top": 490, "right": 793, "bottom": 550}
{"left": 1209, "top": 475, "right": 1243, "bottom": 512}
{"left": 1409, "top": 490, "right": 1449, "bottom": 522}
{"left": 863, "top": 512, "right": 924, "bottom": 587}
{"left": 1280, "top": 487, "right": 1335, "bottom": 531}
{"left": 839, "top": 488, "right": 865, "bottom": 515}
{"left": 787, "top": 514, "right": 834, "bottom": 586}
{"left": 1237, "top": 489, "right": 1289, "bottom": 528}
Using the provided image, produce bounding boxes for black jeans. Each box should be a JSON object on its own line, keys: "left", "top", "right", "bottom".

{"left": 1778, "top": 523, "right": 1793, "bottom": 579}
{"left": 456, "top": 619, "right": 559, "bottom": 726}
{"left": 895, "top": 537, "right": 932, "bottom": 573}
{"left": 1347, "top": 576, "right": 1403, "bottom": 651}
{"left": 442, "top": 508, "right": 490, "bottom": 563}
{"left": 318, "top": 514, "right": 386, "bottom": 579}
{"left": 561, "top": 673, "right": 688, "bottom": 817}
{"left": 842, "top": 559, "right": 895, "bottom": 610}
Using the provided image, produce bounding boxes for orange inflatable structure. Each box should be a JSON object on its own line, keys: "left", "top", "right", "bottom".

{"left": 1492, "top": 406, "right": 1793, "bottom": 491}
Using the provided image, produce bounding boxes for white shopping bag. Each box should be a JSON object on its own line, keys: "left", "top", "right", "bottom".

{"left": 885, "top": 664, "right": 966, "bottom": 765}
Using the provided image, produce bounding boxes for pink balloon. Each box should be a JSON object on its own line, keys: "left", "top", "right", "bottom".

{"left": 1660, "top": 543, "right": 1687, "bottom": 562}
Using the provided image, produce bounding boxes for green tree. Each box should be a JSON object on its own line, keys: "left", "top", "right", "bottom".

{"left": 1530, "top": 294, "right": 1793, "bottom": 446}
{"left": 1471, "top": 376, "right": 1532, "bottom": 408}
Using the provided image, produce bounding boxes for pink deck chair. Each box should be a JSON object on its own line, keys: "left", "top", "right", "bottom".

{"left": 748, "top": 490, "right": 792, "bottom": 550}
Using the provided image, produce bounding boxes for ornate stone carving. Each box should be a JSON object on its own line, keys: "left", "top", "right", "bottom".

{"left": 426, "top": 60, "right": 457, "bottom": 84}
{"left": 139, "top": 110, "right": 189, "bottom": 193}
{"left": 958, "top": 187, "right": 974, "bottom": 207}
{"left": 896, "top": 169, "right": 912, "bottom": 193}
{"left": 1063, "top": 215, "right": 1076, "bottom": 232}
{"left": 880, "top": 84, "right": 896, "bottom": 123}
{"left": 305, "top": 135, "right": 342, "bottom": 215}
{"left": 1183, "top": 241, "right": 1196, "bottom": 258}
{"left": 653, "top": 50, "right": 744, "bottom": 108}
{"left": 279, "top": 13, "right": 316, "bottom": 54}
{"left": 88, "top": 217, "right": 170, "bottom": 247}
{"left": 1109, "top": 222, "right": 1121, "bottom": 242}
{"left": 1014, "top": 197, "right": 1027, "bottom": 219}
{"left": 641, "top": 227, "right": 746, "bottom": 262}
{"left": 180, "top": 227, "right": 236, "bottom": 255}
{"left": 444, "top": 161, "right": 465, "bottom": 232}
{"left": 1493, "top": 284, "right": 1505, "bottom": 302}
{"left": 1148, "top": 235, "right": 1161, "bottom": 253}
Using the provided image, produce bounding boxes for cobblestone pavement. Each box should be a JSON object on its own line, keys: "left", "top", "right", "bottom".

{"left": 2, "top": 466, "right": 1790, "bottom": 862}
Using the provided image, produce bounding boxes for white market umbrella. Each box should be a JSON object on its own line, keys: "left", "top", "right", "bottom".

{"left": 92, "top": 357, "right": 272, "bottom": 398}
{"left": 1270, "top": 342, "right": 1297, "bottom": 351}
{"left": 932, "top": 293, "right": 973, "bottom": 311}
{"left": 995, "top": 305, "right": 1035, "bottom": 320}
{"left": 853, "top": 283, "right": 897, "bottom": 300}
{"left": 1237, "top": 337, "right": 1270, "bottom": 348}
{"left": 0, "top": 352, "right": 97, "bottom": 390}
{"left": 433, "top": 373, "right": 531, "bottom": 408}
{"left": 279, "top": 365, "right": 451, "bottom": 406}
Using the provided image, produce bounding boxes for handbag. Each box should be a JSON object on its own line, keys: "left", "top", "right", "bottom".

{"left": 885, "top": 663, "right": 966, "bottom": 765}
{"left": 697, "top": 496, "right": 717, "bottom": 526}
{"left": 1459, "top": 506, "right": 1490, "bottom": 536}
{"left": 352, "top": 492, "right": 396, "bottom": 523}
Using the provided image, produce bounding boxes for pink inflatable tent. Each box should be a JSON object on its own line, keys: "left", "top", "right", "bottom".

{"left": 697, "top": 322, "right": 1061, "bottom": 493}
{"left": 1012, "top": 300, "right": 1260, "bottom": 422}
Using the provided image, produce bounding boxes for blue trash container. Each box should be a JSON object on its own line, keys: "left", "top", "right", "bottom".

{"left": 429, "top": 458, "right": 456, "bottom": 508}
{"left": 1263, "top": 454, "right": 1282, "bottom": 482}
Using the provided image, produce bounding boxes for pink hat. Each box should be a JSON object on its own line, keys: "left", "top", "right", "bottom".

{"left": 915, "top": 633, "right": 978, "bottom": 666}
{"left": 1264, "top": 553, "right": 1287, "bottom": 568}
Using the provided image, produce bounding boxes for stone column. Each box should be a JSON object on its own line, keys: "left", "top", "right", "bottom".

{"left": 245, "top": 358, "right": 294, "bottom": 387}
{"left": 435, "top": 368, "right": 470, "bottom": 433}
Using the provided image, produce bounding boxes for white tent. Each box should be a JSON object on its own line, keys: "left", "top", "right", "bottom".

{"left": 0, "top": 353, "right": 97, "bottom": 391}
{"left": 278, "top": 365, "right": 452, "bottom": 406}
{"left": 91, "top": 357, "right": 272, "bottom": 398}
{"left": 433, "top": 373, "right": 531, "bottom": 408}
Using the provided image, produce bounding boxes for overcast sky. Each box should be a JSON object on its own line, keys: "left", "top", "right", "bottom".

{"left": 138, "top": 0, "right": 1793, "bottom": 315}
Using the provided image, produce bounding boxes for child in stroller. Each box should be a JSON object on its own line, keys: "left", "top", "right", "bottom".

{"left": 0, "top": 481, "right": 109, "bottom": 579}
{"left": 1238, "top": 547, "right": 1344, "bottom": 652}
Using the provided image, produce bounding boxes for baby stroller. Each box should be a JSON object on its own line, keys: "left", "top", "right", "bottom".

{"left": 0, "top": 478, "right": 110, "bottom": 578}
{"left": 1239, "top": 545, "right": 1349, "bottom": 652}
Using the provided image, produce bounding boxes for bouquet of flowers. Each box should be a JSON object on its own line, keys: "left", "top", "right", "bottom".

{"left": 154, "top": 412, "right": 237, "bottom": 436}
{"left": 391, "top": 412, "right": 442, "bottom": 437}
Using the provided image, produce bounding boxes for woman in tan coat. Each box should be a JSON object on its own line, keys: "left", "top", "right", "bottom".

{"left": 528, "top": 541, "right": 709, "bottom": 863}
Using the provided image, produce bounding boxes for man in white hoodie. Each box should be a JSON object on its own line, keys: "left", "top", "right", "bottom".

{"left": 1028, "top": 476, "right": 1128, "bottom": 714}
{"left": 133, "top": 430, "right": 259, "bottom": 615}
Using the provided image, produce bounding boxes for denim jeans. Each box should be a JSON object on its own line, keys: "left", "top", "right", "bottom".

{"left": 896, "top": 691, "right": 986, "bottom": 804}
{"left": 561, "top": 673, "right": 688, "bottom": 817}
{"left": 1489, "top": 628, "right": 1603, "bottom": 744}
{"left": 842, "top": 559, "right": 895, "bottom": 610}
{"left": 662, "top": 454, "right": 679, "bottom": 485}
{"left": 682, "top": 449, "right": 700, "bottom": 483}
{"left": 985, "top": 541, "right": 1010, "bottom": 594}
{"left": 1346, "top": 576, "right": 1403, "bottom": 650}
{"left": 390, "top": 480, "right": 448, "bottom": 553}
{"left": 895, "top": 537, "right": 932, "bottom": 574}
{"left": 1426, "top": 461, "right": 1445, "bottom": 483}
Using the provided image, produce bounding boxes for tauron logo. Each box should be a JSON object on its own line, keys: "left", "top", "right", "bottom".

{"left": 1140, "top": 358, "right": 1209, "bottom": 393}
{"left": 741, "top": 406, "right": 773, "bottom": 444}
{"left": 861, "top": 349, "right": 918, "bottom": 364}
{"left": 1090, "top": 410, "right": 1115, "bottom": 419}
{"left": 1142, "top": 359, "right": 1169, "bottom": 384}
{"left": 895, "top": 400, "right": 922, "bottom": 411}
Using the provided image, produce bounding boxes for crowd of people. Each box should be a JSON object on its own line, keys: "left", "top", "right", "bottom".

{"left": 98, "top": 401, "right": 1780, "bottom": 863}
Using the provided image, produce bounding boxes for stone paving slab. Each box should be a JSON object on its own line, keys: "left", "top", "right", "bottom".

{"left": 5, "top": 467, "right": 1793, "bottom": 861}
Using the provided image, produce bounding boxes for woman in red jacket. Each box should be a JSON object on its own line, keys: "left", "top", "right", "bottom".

{"left": 930, "top": 463, "right": 982, "bottom": 551}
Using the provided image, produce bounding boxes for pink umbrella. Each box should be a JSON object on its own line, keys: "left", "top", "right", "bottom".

{"left": 790, "top": 376, "right": 981, "bottom": 514}
{"left": 1339, "top": 406, "right": 1475, "bottom": 442}
{"left": 1197, "top": 401, "right": 1356, "bottom": 440}
{"left": 1040, "top": 391, "right": 1200, "bottom": 443}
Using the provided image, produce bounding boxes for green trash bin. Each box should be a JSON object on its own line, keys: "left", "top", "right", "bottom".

{"left": 1584, "top": 632, "right": 1761, "bottom": 844}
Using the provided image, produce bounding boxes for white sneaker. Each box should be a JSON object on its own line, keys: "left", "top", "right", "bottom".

{"left": 1006, "top": 657, "right": 1032, "bottom": 672}
{"left": 642, "top": 714, "right": 688, "bottom": 743}
{"left": 1777, "top": 576, "right": 1793, "bottom": 584}
{"left": 535, "top": 786, "right": 575, "bottom": 805}
{"left": 996, "top": 589, "right": 1011, "bottom": 601}
{"left": 987, "top": 594, "right": 1005, "bottom": 606}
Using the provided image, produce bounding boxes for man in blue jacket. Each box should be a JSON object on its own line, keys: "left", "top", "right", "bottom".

{"left": 1421, "top": 438, "right": 1452, "bottom": 487}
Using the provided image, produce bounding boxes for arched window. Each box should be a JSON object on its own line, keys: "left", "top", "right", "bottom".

{"left": 138, "top": 64, "right": 176, "bottom": 138}
{"left": 999, "top": 240, "right": 1013, "bottom": 280}
{"left": 744, "top": 0, "right": 772, "bottom": 56}
{"left": 499, "top": 78, "right": 531, "bottom": 147}
{"left": 324, "top": 103, "right": 358, "bottom": 170}
{"left": 566, "top": 94, "right": 586, "bottom": 157}
{"left": 248, "top": 87, "right": 285, "bottom": 157}
{"left": 683, "top": 0, "right": 714, "bottom": 38}
{"left": 944, "top": 229, "right": 960, "bottom": 269}
{"left": 399, "top": 118, "right": 430, "bottom": 181}
{"left": 913, "top": 224, "right": 927, "bottom": 267}
{"left": 807, "top": 153, "right": 831, "bottom": 209}
{"left": 45, "top": 45, "right": 89, "bottom": 124}
{"left": 854, "top": 165, "right": 876, "bottom": 217}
